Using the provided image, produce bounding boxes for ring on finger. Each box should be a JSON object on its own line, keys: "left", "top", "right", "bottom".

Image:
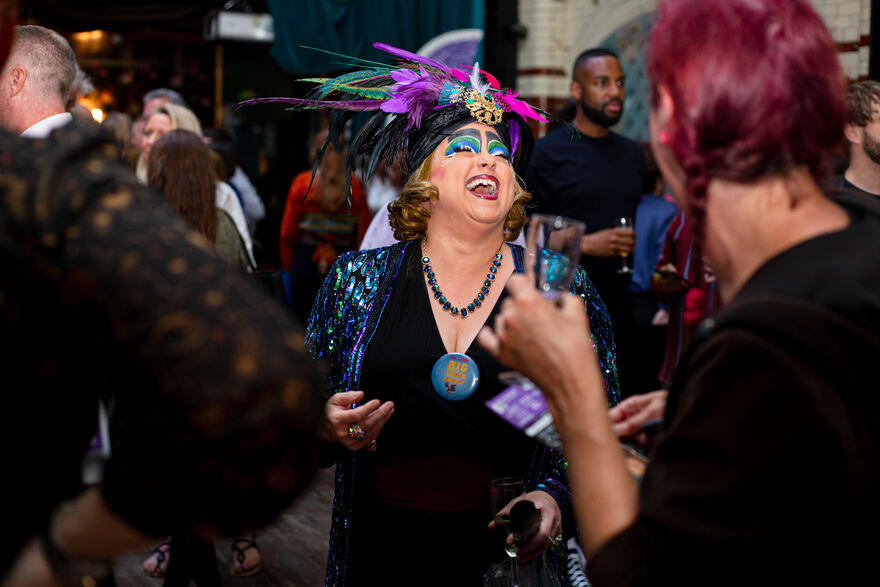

{"left": 348, "top": 424, "right": 364, "bottom": 440}
{"left": 365, "top": 439, "right": 377, "bottom": 452}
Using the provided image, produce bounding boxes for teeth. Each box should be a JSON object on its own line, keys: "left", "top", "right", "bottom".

{"left": 466, "top": 177, "right": 498, "bottom": 193}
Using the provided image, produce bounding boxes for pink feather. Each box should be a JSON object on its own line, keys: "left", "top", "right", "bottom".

{"left": 455, "top": 65, "right": 501, "bottom": 89}
{"left": 496, "top": 90, "right": 549, "bottom": 123}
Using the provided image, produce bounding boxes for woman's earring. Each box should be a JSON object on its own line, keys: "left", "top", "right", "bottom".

{"left": 659, "top": 130, "right": 670, "bottom": 145}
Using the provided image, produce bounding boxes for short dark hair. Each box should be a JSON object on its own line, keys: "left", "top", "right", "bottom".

{"left": 845, "top": 81, "right": 880, "bottom": 127}
{"left": 143, "top": 88, "right": 186, "bottom": 107}
{"left": 572, "top": 47, "right": 619, "bottom": 79}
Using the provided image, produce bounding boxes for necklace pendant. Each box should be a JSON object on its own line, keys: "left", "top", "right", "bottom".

{"left": 421, "top": 242, "right": 503, "bottom": 319}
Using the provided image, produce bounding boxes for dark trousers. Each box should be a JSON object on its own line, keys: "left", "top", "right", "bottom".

{"left": 346, "top": 502, "right": 503, "bottom": 586}
{"left": 163, "top": 536, "right": 220, "bottom": 587}
{"left": 626, "top": 291, "right": 667, "bottom": 395}
{"left": 287, "top": 244, "right": 327, "bottom": 326}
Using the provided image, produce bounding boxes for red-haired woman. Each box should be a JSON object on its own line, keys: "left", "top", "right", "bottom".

{"left": 481, "top": 0, "right": 880, "bottom": 584}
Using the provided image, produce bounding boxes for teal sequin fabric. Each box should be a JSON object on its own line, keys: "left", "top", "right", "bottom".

{"left": 307, "top": 240, "right": 619, "bottom": 586}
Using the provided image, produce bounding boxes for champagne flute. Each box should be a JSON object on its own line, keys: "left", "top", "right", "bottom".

{"left": 615, "top": 216, "right": 634, "bottom": 274}
{"left": 490, "top": 477, "right": 524, "bottom": 587}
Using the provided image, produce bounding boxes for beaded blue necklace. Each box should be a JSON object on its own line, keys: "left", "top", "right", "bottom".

{"left": 421, "top": 241, "right": 503, "bottom": 318}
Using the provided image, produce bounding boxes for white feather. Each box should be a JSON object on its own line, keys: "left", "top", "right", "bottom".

{"left": 469, "top": 62, "right": 489, "bottom": 96}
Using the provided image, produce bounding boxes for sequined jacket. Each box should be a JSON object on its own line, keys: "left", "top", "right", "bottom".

{"left": 307, "top": 239, "right": 620, "bottom": 587}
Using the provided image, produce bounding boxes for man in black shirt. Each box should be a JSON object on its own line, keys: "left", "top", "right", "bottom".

{"left": 526, "top": 47, "right": 644, "bottom": 396}
{"left": 831, "top": 80, "right": 880, "bottom": 197}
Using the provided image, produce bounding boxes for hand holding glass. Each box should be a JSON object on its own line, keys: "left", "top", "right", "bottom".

{"left": 615, "top": 216, "right": 634, "bottom": 274}
{"left": 490, "top": 477, "right": 525, "bottom": 587}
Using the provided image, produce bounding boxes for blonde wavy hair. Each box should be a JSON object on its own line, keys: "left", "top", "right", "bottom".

{"left": 136, "top": 103, "right": 204, "bottom": 183}
{"left": 388, "top": 153, "right": 531, "bottom": 242}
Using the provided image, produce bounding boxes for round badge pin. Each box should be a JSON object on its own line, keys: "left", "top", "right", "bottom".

{"left": 431, "top": 352, "right": 480, "bottom": 401}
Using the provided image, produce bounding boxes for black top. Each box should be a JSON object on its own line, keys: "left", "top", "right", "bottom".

{"left": 525, "top": 126, "right": 644, "bottom": 301}
{"left": 358, "top": 243, "right": 533, "bottom": 508}
{"left": 0, "top": 122, "right": 324, "bottom": 574}
{"left": 827, "top": 174, "right": 880, "bottom": 198}
{"left": 587, "top": 191, "right": 880, "bottom": 586}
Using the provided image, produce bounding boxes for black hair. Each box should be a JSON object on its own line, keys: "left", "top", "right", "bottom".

{"left": 572, "top": 47, "right": 620, "bottom": 79}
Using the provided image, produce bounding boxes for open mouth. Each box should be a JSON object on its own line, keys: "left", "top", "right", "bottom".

{"left": 466, "top": 175, "right": 499, "bottom": 200}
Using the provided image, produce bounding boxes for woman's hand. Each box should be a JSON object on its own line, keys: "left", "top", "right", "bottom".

{"left": 320, "top": 390, "right": 394, "bottom": 451}
{"left": 608, "top": 390, "right": 667, "bottom": 444}
{"left": 487, "top": 490, "right": 563, "bottom": 563}
{"left": 654, "top": 262, "right": 690, "bottom": 295}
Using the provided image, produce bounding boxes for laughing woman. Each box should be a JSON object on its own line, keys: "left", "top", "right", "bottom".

{"left": 241, "top": 44, "right": 620, "bottom": 586}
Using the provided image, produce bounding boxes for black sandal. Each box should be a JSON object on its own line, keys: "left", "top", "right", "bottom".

{"left": 229, "top": 537, "right": 262, "bottom": 577}
{"left": 142, "top": 538, "right": 171, "bottom": 578}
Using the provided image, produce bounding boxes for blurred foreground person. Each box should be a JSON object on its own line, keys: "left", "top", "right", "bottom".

{"left": 480, "top": 1, "right": 879, "bottom": 585}
{"left": 0, "top": 3, "right": 324, "bottom": 585}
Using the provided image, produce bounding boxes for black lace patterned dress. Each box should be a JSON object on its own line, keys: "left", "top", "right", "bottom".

{"left": 0, "top": 122, "right": 325, "bottom": 575}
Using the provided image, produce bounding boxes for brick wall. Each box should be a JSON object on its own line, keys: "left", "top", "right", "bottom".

{"left": 811, "top": 0, "right": 871, "bottom": 79}
{"left": 517, "top": 0, "right": 872, "bottom": 108}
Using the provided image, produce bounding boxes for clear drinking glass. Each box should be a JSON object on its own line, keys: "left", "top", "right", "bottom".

{"left": 490, "top": 477, "right": 525, "bottom": 587}
{"left": 615, "top": 216, "right": 634, "bottom": 274}
{"left": 498, "top": 214, "right": 588, "bottom": 390}
{"left": 526, "top": 214, "right": 587, "bottom": 300}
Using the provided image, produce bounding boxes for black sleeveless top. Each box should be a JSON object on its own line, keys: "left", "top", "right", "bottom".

{"left": 358, "top": 243, "right": 534, "bottom": 510}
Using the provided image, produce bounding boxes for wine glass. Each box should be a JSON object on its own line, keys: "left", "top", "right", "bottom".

{"left": 498, "top": 214, "right": 587, "bottom": 389}
{"left": 490, "top": 477, "right": 525, "bottom": 587}
{"left": 526, "top": 214, "right": 587, "bottom": 301}
{"left": 615, "top": 216, "right": 634, "bottom": 274}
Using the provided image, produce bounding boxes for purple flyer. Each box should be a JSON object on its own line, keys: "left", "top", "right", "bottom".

{"left": 486, "top": 380, "right": 562, "bottom": 450}
{"left": 485, "top": 382, "right": 547, "bottom": 429}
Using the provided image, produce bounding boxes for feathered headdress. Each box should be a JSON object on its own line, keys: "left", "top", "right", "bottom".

{"left": 236, "top": 42, "right": 551, "bottom": 201}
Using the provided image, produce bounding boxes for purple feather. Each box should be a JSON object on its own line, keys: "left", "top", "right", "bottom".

{"left": 508, "top": 120, "right": 521, "bottom": 158}
{"left": 379, "top": 65, "right": 448, "bottom": 129}
{"left": 373, "top": 42, "right": 450, "bottom": 72}
{"left": 235, "top": 96, "right": 384, "bottom": 111}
